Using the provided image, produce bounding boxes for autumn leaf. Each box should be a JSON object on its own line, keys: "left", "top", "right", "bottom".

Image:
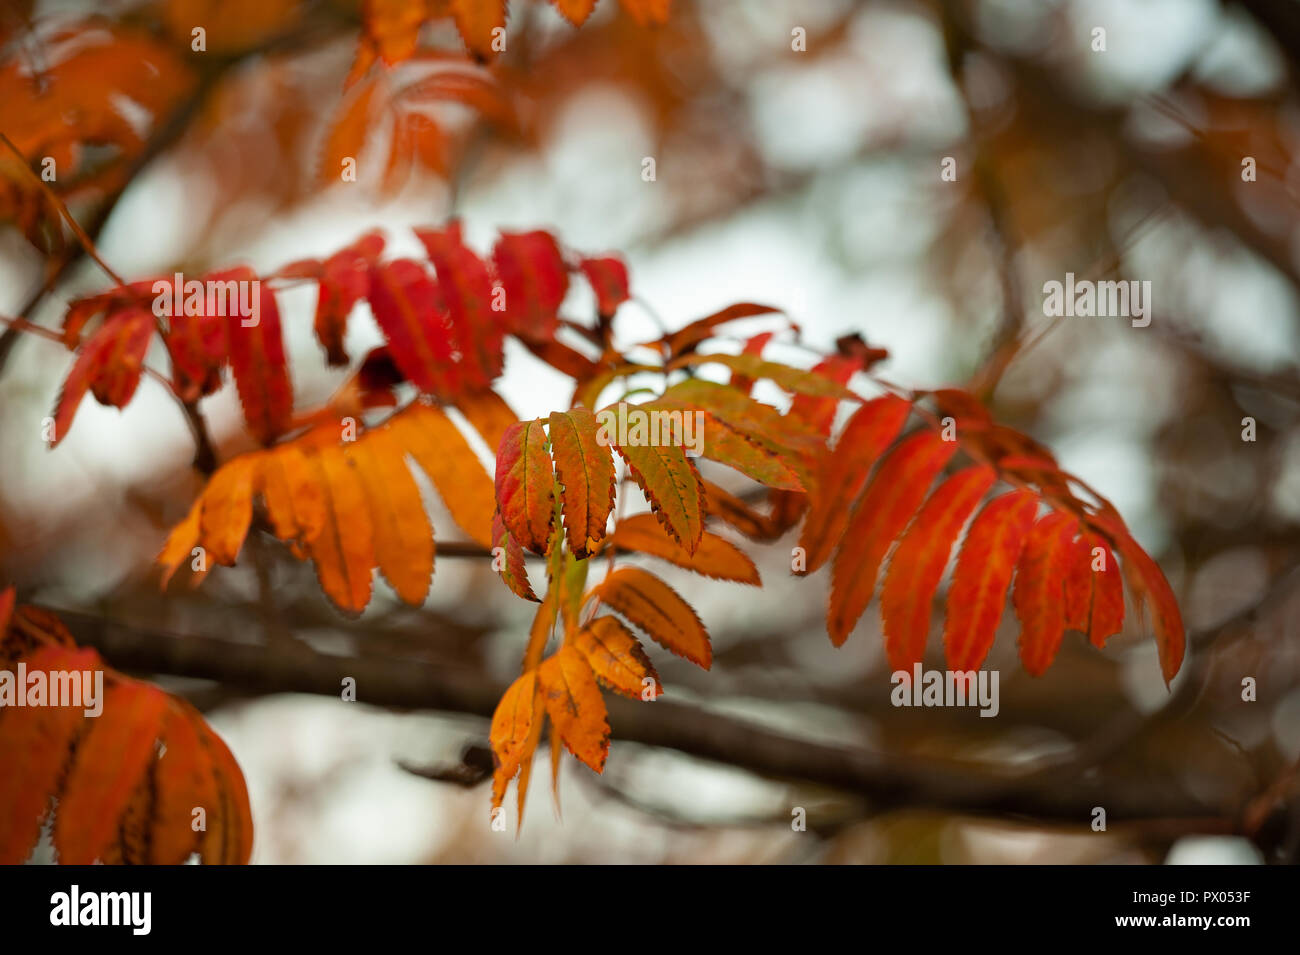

{"left": 571, "top": 615, "right": 662, "bottom": 698}
{"left": 490, "top": 669, "right": 542, "bottom": 807}
{"left": 797, "top": 394, "right": 912, "bottom": 574}
{"left": 227, "top": 271, "right": 293, "bottom": 446}
{"left": 306, "top": 446, "right": 375, "bottom": 614}
{"left": 50, "top": 305, "right": 153, "bottom": 446}
{"left": 548, "top": 407, "right": 615, "bottom": 557}
{"left": 578, "top": 256, "right": 630, "bottom": 319}
{"left": 496, "top": 418, "right": 555, "bottom": 554}
{"left": 879, "top": 465, "right": 996, "bottom": 672}
{"left": 943, "top": 490, "right": 1040, "bottom": 672}
{"left": 1013, "top": 511, "right": 1079, "bottom": 676}
{"left": 491, "top": 510, "right": 538, "bottom": 601}
{"left": 828, "top": 430, "right": 957, "bottom": 646}
{"left": 594, "top": 566, "right": 710, "bottom": 668}
{"left": 348, "top": 427, "right": 434, "bottom": 606}
{"left": 538, "top": 645, "right": 610, "bottom": 772}
{"left": 54, "top": 682, "right": 169, "bottom": 864}
{"left": 608, "top": 512, "right": 759, "bottom": 584}
{"left": 493, "top": 230, "right": 569, "bottom": 340}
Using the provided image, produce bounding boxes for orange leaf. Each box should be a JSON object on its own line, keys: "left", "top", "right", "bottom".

{"left": 668, "top": 352, "right": 857, "bottom": 400}
{"left": 456, "top": 389, "right": 519, "bottom": 458}
{"left": 538, "top": 646, "right": 609, "bottom": 772}
{"left": 943, "top": 490, "right": 1040, "bottom": 672}
{"left": 158, "top": 498, "right": 204, "bottom": 588}
{"left": 798, "top": 394, "right": 912, "bottom": 574}
{"left": 619, "top": 0, "right": 671, "bottom": 27}
{"left": 449, "top": 0, "right": 507, "bottom": 59}
{"left": 549, "top": 407, "right": 615, "bottom": 557}
{"left": 194, "top": 708, "right": 254, "bottom": 864}
{"left": 258, "top": 443, "right": 326, "bottom": 545}
{"left": 319, "top": 73, "right": 380, "bottom": 188}
{"left": 198, "top": 453, "right": 259, "bottom": 566}
{"left": 661, "top": 302, "right": 782, "bottom": 358}
{"left": 306, "top": 446, "right": 375, "bottom": 614}
{"left": 879, "top": 465, "right": 996, "bottom": 672}
{"left": 550, "top": 0, "right": 598, "bottom": 26}
{"left": 828, "top": 430, "right": 957, "bottom": 646}
{"left": 490, "top": 670, "right": 542, "bottom": 807}
{"left": 495, "top": 418, "right": 555, "bottom": 553}
{"left": 54, "top": 681, "right": 169, "bottom": 864}
{"left": 0, "top": 646, "right": 95, "bottom": 863}
{"left": 388, "top": 402, "right": 496, "bottom": 547}
{"left": 1014, "top": 511, "right": 1079, "bottom": 676}
{"left": 349, "top": 427, "right": 434, "bottom": 605}
{"left": 594, "top": 566, "right": 710, "bottom": 668}
{"left": 609, "top": 512, "right": 759, "bottom": 584}
{"left": 571, "top": 615, "right": 662, "bottom": 698}
{"left": 149, "top": 701, "right": 219, "bottom": 864}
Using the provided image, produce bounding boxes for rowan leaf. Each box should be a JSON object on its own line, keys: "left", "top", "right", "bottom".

{"left": 54, "top": 681, "right": 169, "bottom": 864}
{"left": 550, "top": 0, "right": 599, "bottom": 26}
{"left": 798, "top": 394, "right": 911, "bottom": 574}
{"left": 571, "top": 616, "right": 662, "bottom": 698}
{"left": 198, "top": 454, "right": 259, "bottom": 566}
{"left": 1014, "top": 511, "right": 1080, "bottom": 676}
{"left": 415, "top": 221, "right": 503, "bottom": 388}
{"left": 538, "top": 645, "right": 609, "bottom": 772}
{"left": 258, "top": 443, "right": 326, "bottom": 545}
{"left": 193, "top": 708, "right": 254, "bottom": 865}
{"left": 306, "top": 446, "right": 375, "bottom": 614}
{"left": 668, "top": 352, "right": 857, "bottom": 399}
{"left": 491, "top": 510, "right": 538, "bottom": 601}
{"left": 548, "top": 407, "right": 615, "bottom": 557}
{"left": 609, "top": 512, "right": 760, "bottom": 584}
{"left": 1100, "top": 518, "right": 1185, "bottom": 685}
{"left": 448, "top": 0, "right": 507, "bottom": 59}
{"left": 0, "top": 646, "right": 96, "bottom": 863}
{"left": 490, "top": 670, "right": 542, "bottom": 808}
{"left": 607, "top": 404, "right": 704, "bottom": 553}
{"left": 493, "top": 230, "right": 568, "bottom": 339}
{"left": 367, "top": 258, "right": 456, "bottom": 396}
{"left": 594, "top": 566, "right": 710, "bottom": 668}
{"left": 943, "top": 490, "right": 1040, "bottom": 672}
{"left": 660, "top": 302, "right": 781, "bottom": 358}
{"left": 879, "top": 465, "right": 996, "bottom": 672}
{"left": 227, "top": 274, "right": 293, "bottom": 446}
{"left": 50, "top": 306, "right": 153, "bottom": 446}
{"left": 495, "top": 419, "right": 555, "bottom": 554}
{"left": 388, "top": 402, "right": 496, "bottom": 548}
{"left": 349, "top": 427, "right": 434, "bottom": 605}
{"left": 148, "top": 701, "right": 219, "bottom": 864}
{"left": 828, "top": 430, "right": 957, "bottom": 646}
{"left": 619, "top": 0, "right": 672, "bottom": 26}
{"left": 578, "top": 256, "right": 630, "bottom": 318}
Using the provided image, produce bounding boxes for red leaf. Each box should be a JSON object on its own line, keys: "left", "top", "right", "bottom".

{"left": 367, "top": 258, "right": 457, "bottom": 396}
{"left": 1013, "top": 511, "right": 1079, "bottom": 676}
{"left": 495, "top": 419, "right": 555, "bottom": 554}
{"left": 227, "top": 272, "right": 292, "bottom": 446}
{"left": 943, "top": 490, "right": 1040, "bottom": 672}
{"left": 492, "top": 230, "right": 569, "bottom": 340}
{"left": 879, "top": 465, "right": 996, "bottom": 672}
{"left": 798, "top": 394, "right": 911, "bottom": 575}
{"left": 578, "top": 256, "right": 630, "bottom": 319}
{"left": 415, "top": 221, "right": 503, "bottom": 389}
{"left": 51, "top": 306, "right": 154, "bottom": 446}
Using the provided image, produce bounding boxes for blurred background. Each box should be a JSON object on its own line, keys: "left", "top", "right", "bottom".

{"left": 2, "top": 0, "right": 1299, "bottom": 863}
